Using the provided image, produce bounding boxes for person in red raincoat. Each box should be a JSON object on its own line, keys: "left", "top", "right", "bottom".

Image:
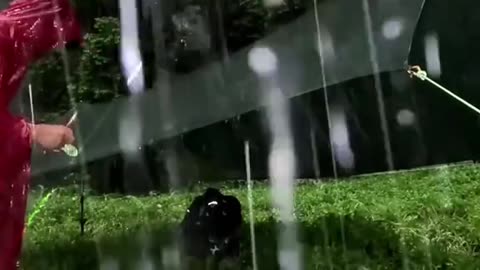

{"left": 0, "top": 0, "right": 83, "bottom": 268}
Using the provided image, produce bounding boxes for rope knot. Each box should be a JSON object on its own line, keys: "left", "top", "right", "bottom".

{"left": 408, "top": 65, "right": 427, "bottom": 81}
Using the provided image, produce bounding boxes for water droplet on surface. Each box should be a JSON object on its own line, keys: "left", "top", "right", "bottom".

{"left": 262, "top": 0, "right": 283, "bottom": 8}
{"left": 424, "top": 32, "right": 442, "bottom": 78}
{"left": 396, "top": 109, "right": 416, "bottom": 126}
{"left": 119, "top": 110, "right": 142, "bottom": 155}
{"left": 330, "top": 107, "right": 355, "bottom": 170}
{"left": 98, "top": 257, "right": 120, "bottom": 270}
{"left": 248, "top": 47, "right": 278, "bottom": 75}
{"left": 382, "top": 18, "right": 404, "bottom": 40}
{"left": 315, "top": 25, "right": 336, "bottom": 62}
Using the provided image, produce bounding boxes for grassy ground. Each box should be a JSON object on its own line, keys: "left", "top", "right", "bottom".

{"left": 21, "top": 163, "right": 480, "bottom": 269}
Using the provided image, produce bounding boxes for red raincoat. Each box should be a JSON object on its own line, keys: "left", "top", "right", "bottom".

{"left": 0, "top": 0, "right": 82, "bottom": 269}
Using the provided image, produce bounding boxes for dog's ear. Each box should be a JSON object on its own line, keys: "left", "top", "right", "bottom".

{"left": 204, "top": 187, "right": 222, "bottom": 197}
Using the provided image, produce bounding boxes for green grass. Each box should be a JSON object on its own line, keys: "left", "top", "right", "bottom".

{"left": 21, "top": 164, "right": 480, "bottom": 269}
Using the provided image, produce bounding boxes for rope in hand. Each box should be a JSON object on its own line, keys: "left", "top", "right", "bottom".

{"left": 29, "top": 84, "right": 79, "bottom": 157}
{"left": 60, "top": 111, "right": 79, "bottom": 157}
{"left": 407, "top": 65, "right": 480, "bottom": 115}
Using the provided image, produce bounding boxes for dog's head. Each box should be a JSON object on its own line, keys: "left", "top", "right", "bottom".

{"left": 181, "top": 188, "right": 242, "bottom": 257}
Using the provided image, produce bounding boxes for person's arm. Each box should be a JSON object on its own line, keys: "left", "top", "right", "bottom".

{"left": 0, "top": 0, "right": 83, "bottom": 148}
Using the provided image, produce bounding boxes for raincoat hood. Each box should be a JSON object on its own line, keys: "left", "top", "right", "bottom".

{"left": 1, "top": 0, "right": 82, "bottom": 57}
{"left": 0, "top": 0, "right": 82, "bottom": 107}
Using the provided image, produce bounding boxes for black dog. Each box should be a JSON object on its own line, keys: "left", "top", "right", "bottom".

{"left": 179, "top": 188, "right": 242, "bottom": 264}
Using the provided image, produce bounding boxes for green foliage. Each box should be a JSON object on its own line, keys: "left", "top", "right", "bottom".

{"left": 29, "top": 17, "right": 123, "bottom": 122}
{"left": 224, "top": 0, "right": 270, "bottom": 52}
{"left": 76, "top": 17, "right": 124, "bottom": 104}
{"left": 21, "top": 164, "right": 480, "bottom": 269}
{"left": 28, "top": 52, "right": 74, "bottom": 120}
{"left": 223, "top": 0, "right": 307, "bottom": 52}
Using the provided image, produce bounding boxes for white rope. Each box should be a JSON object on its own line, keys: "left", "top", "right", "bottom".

{"left": 408, "top": 65, "right": 480, "bottom": 115}
{"left": 66, "top": 111, "right": 78, "bottom": 127}
{"left": 28, "top": 84, "right": 35, "bottom": 126}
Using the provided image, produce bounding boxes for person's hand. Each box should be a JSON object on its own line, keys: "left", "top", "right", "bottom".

{"left": 30, "top": 124, "right": 75, "bottom": 151}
